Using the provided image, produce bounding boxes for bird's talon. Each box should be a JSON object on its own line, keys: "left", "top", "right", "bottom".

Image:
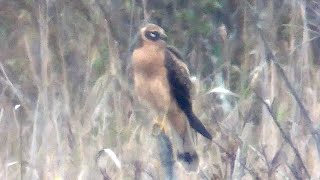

{"left": 152, "top": 123, "right": 162, "bottom": 136}
{"left": 159, "top": 117, "right": 167, "bottom": 132}
{"left": 152, "top": 118, "right": 167, "bottom": 136}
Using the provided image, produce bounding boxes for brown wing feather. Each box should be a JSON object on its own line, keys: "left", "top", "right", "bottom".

{"left": 165, "top": 47, "right": 212, "bottom": 140}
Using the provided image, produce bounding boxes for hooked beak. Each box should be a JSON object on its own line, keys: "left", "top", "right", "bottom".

{"left": 160, "top": 33, "right": 168, "bottom": 41}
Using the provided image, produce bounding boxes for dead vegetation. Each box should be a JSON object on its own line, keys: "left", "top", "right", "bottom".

{"left": 0, "top": 0, "right": 320, "bottom": 179}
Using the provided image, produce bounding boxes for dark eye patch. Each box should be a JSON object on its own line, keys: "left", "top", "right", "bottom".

{"left": 145, "top": 31, "right": 160, "bottom": 41}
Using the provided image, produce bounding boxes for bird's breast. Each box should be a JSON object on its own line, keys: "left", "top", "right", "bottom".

{"left": 132, "top": 46, "right": 172, "bottom": 112}
{"left": 134, "top": 71, "right": 171, "bottom": 113}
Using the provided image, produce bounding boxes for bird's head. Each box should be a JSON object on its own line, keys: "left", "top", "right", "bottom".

{"left": 139, "top": 23, "right": 167, "bottom": 47}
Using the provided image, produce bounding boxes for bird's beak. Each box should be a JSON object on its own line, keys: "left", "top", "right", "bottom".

{"left": 160, "top": 33, "right": 168, "bottom": 41}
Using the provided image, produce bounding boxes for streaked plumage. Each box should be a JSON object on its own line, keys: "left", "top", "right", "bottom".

{"left": 132, "top": 23, "right": 212, "bottom": 172}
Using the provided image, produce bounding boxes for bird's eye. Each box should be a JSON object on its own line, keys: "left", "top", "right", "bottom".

{"left": 145, "top": 31, "right": 160, "bottom": 41}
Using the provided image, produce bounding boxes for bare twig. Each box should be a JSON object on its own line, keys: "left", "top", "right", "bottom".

{"left": 255, "top": 93, "right": 310, "bottom": 179}
{"left": 245, "top": 0, "right": 320, "bottom": 159}
{"left": 38, "top": 0, "right": 49, "bottom": 118}
{"left": 0, "top": 64, "right": 33, "bottom": 116}
{"left": 96, "top": 149, "right": 121, "bottom": 180}
{"left": 142, "top": 0, "right": 149, "bottom": 20}
{"left": 211, "top": 139, "right": 260, "bottom": 179}
{"left": 258, "top": 23, "right": 320, "bottom": 158}
{"left": 95, "top": 0, "right": 121, "bottom": 76}
{"left": 13, "top": 106, "right": 23, "bottom": 180}
{"left": 23, "top": 35, "right": 41, "bottom": 89}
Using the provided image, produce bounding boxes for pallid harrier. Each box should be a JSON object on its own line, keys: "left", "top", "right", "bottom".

{"left": 132, "top": 23, "right": 212, "bottom": 172}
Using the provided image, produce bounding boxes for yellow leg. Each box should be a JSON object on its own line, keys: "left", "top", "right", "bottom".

{"left": 159, "top": 116, "right": 167, "bottom": 132}
{"left": 152, "top": 115, "right": 167, "bottom": 136}
{"left": 152, "top": 116, "right": 159, "bottom": 123}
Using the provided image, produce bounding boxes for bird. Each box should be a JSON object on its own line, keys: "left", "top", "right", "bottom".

{"left": 131, "top": 23, "right": 212, "bottom": 172}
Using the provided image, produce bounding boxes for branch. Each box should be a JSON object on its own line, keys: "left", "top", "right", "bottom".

{"left": 0, "top": 64, "right": 33, "bottom": 116}
{"left": 246, "top": 1, "right": 320, "bottom": 159}
{"left": 255, "top": 93, "right": 310, "bottom": 179}
{"left": 95, "top": 0, "right": 120, "bottom": 76}
{"left": 210, "top": 138, "right": 259, "bottom": 179}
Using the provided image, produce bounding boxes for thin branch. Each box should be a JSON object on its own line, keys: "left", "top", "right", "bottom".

{"left": 244, "top": 0, "right": 320, "bottom": 168}
{"left": 13, "top": 106, "right": 23, "bottom": 180}
{"left": 38, "top": 0, "right": 50, "bottom": 119}
{"left": 211, "top": 139, "right": 260, "bottom": 179}
{"left": 254, "top": 0, "right": 319, "bottom": 135}
{"left": 142, "top": 0, "right": 149, "bottom": 20}
{"left": 23, "top": 35, "right": 41, "bottom": 89}
{"left": 95, "top": 0, "right": 120, "bottom": 76}
{"left": 248, "top": 145, "right": 269, "bottom": 169}
{"left": 288, "top": 35, "right": 320, "bottom": 55}
{"left": 0, "top": 64, "right": 33, "bottom": 116}
{"left": 257, "top": 23, "right": 320, "bottom": 156}
{"left": 255, "top": 93, "right": 310, "bottom": 179}
{"left": 280, "top": 24, "right": 320, "bottom": 36}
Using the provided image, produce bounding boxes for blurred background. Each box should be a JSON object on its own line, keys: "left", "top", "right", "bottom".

{"left": 0, "top": 0, "right": 320, "bottom": 179}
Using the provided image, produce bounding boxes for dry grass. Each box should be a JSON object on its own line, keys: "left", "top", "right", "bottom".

{"left": 0, "top": 0, "right": 320, "bottom": 179}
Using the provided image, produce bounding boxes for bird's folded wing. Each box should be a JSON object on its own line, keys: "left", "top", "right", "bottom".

{"left": 165, "top": 47, "right": 212, "bottom": 140}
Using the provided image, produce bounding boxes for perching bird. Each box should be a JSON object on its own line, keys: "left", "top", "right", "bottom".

{"left": 132, "top": 23, "right": 212, "bottom": 172}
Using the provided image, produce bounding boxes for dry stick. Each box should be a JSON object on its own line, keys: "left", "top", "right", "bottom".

{"left": 24, "top": 35, "right": 41, "bottom": 89}
{"left": 242, "top": 1, "right": 316, "bottom": 178}
{"left": 211, "top": 139, "right": 259, "bottom": 179}
{"left": 248, "top": 0, "right": 320, "bottom": 158}
{"left": 255, "top": 93, "right": 310, "bottom": 179}
{"left": 38, "top": 0, "right": 49, "bottom": 114}
{"left": 13, "top": 106, "right": 23, "bottom": 180}
{"left": 0, "top": 65, "right": 32, "bottom": 117}
{"left": 142, "top": 0, "right": 149, "bottom": 20}
{"left": 95, "top": 0, "right": 135, "bottom": 93}
{"left": 128, "top": 0, "right": 135, "bottom": 48}
{"left": 256, "top": 25, "right": 320, "bottom": 177}
{"left": 96, "top": 150, "right": 112, "bottom": 180}
{"left": 95, "top": 0, "right": 120, "bottom": 76}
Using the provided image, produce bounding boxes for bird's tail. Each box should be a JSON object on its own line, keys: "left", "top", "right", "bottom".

{"left": 185, "top": 111, "right": 212, "bottom": 140}
{"left": 173, "top": 127, "right": 199, "bottom": 172}
{"left": 177, "top": 151, "right": 199, "bottom": 172}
